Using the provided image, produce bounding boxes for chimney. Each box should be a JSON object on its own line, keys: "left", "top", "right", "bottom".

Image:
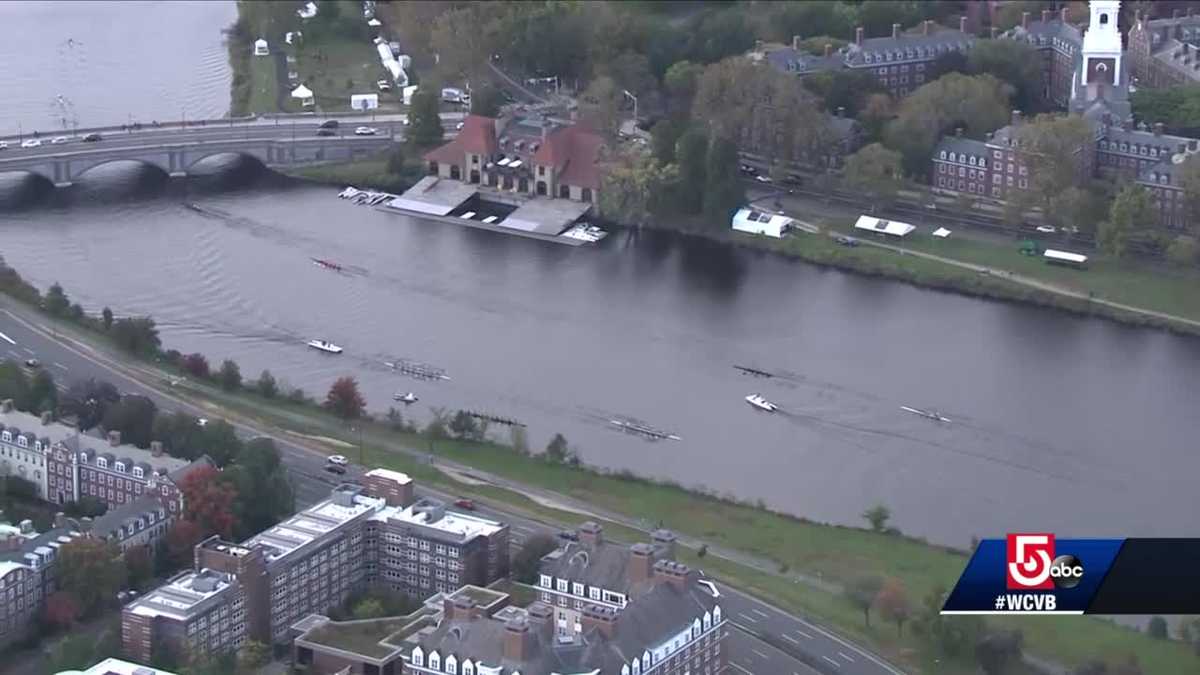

{"left": 527, "top": 602, "right": 555, "bottom": 639}
{"left": 955, "top": 126, "right": 964, "bottom": 137}
{"left": 855, "top": 26, "right": 864, "bottom": 46}
{"left": 792, "top": 35, "right": 801, "bottom": 51}
{"left": 892, "top": 23, "right": 900, "bottom": 39}
{"left": 578, "top": 521, "right": 603, "bottom": 547}
{"left": 1042, "top": 9, "right": 1050, "bottom": 24}
{"left": 1011, "top": 109, "right": 1022, "bottom": 126}
{"left": 580, "top": 604, "right": 618, "bottom": 640}
{"left": 1022, "top": 12, "right": 1030, "bottom": 30}
{"left": 1155, "top": 122, "right": 1165, "bottom": 137}
{"left": 990, "top": 26, "right": 998, "bottom": 39}
{"left": 80, "top": 516, "right": 93, "bottom": 531}
{"left": 836, "top": 106, "right": 845, "bottom": 118}
{"left": 150, "top": 440, "right": 164, "bottom": 457}
{"left": 19, "top": 519, "right": 33, "bottom": 534}
{"left": 651, "top": 529, "right": 677, "bottom": 559}
{"left": 502, "top": 618, "right": 531, "bottom": 662}
{"left": 41, "top": 411, "right": 52, "bottom": 425}
{"left": 628, "top": 542, "right": 655, "bottom": 584}
{"left": 985, "top": 131, "right": 994, "bottom": 141}
{"left": 959, "top": 16, "right": 967, "bottom": 33}
{"left": 824, "top": 43, "right": 833, "bottom": 58}
{"left": 652, "top": 559, "right": 692, "bottom": 592}
{"left": 1, "top": 399, "right": 12, "bottom": 413}
{"left": 443, "top": 594, "right": 477, "bottom": 621}
{"left": 1190, "top": 140, "right": 1198, "bottom": 151}
{"left": 1102, "top": 112, "right": 1112, "bottom": 127}
{"left": 924, "top": 20, "right": 931, "bottom": 36}
{"left": 1174, "top": 9, "right": 1181, "bottom": 20}
{"left": 107, "top": 430, "right": 121, "bottom": 447}
{"left": 1061, "top": 7, "right": 1069, "bottom": 23}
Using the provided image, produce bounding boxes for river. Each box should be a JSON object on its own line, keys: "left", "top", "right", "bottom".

{"left": 1, "top": 1, "right": 1198, "bottom": 548}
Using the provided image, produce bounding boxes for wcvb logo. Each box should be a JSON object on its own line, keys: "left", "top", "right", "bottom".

{"left": 1006, "top": 533, "right": 1055, "bottom": 590}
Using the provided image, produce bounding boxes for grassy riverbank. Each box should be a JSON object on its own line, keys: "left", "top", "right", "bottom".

{"left": 283, "top": 155, "right": 420, "bottom": 193}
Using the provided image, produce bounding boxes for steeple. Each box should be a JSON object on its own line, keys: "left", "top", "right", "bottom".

{"left": 1080, "top": 0, "right": 1123, "bottom": 89}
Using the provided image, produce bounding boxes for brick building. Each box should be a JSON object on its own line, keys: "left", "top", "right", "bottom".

{"left": 1128, "top": 8, "right": 1200, "bottom": 88}
{"left": 0, "top": 406, "right": 76, "bottom": 500}
{"left": 0, "top": 519, "right": 80, "bottom": 650}
{"left": 1002, "top": 8, "right": 1082, "bottom": 109}
{"left": 122, "top": 470, "right": 509, "bottom": 663}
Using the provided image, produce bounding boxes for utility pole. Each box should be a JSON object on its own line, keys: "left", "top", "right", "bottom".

{"left": 623, "top": 90, "right": 638, "bottom": 126}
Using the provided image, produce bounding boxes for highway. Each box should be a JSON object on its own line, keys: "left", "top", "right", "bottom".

{"left": 0, "top": 299, "right": 904, "bottom": 675}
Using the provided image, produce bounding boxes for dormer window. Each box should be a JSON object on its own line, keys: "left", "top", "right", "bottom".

{"left": 2, "top": 431, "right": 11, "bottom": 442}
{"left": 949, "top": 152, "right": 957, "bottom": 162}
{"left": 572, "top": 582, "right": 584, "bottom": 596}
{"left": 79, "top": 454, "right": 87, "bottom": 464}
{"left": 115, "top": 462, "right": 126, "bottom": 473}
{"left": 133, "top": 467, "right": 144, "bottom": 478}
{"left": 96, "top": 457, "right": 107, "bottom": 469}
{"left": 939, "top": 150, "right": 946, "bottom": 159}
{"left": 429, "top": 651, "right": 440, "bottom": 671}
{"left": 446, "top": 655, "right": 457, "bottom": 674}
{"left": 412, "top": 648, "right": 424, "bottom": 667}
{"left": 16, "top": 436, "right": 27, "bottom": 448}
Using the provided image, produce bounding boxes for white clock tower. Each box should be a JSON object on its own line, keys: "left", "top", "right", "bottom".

{"left": 1079, "top": 0, "right": 1123, "bottom": 91}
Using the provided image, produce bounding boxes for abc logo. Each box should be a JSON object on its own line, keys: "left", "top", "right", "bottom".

{"left": 1050, "top": 554, "right": 1084, "bottom": 589}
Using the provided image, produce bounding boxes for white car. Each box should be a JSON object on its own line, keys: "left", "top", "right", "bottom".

{"left": 354, "top": 126, "right": 377, "bottom": 136}
{"left": 754, "top": 175, "right": 772, "bottom": 183}
{"left": 50, "top": 136, "right": 69, "bottom": 145}
{"left": 327, "top": 455, "right": 349, "bottom": 465}
{"left": 1035, "top": 225, "right": 1057, "bottom": 234}
{"left": 0, "top": 141, "right": 7, "bottom": 150}
{"left": 455, "top": 121, "right": 465, "bottom": 130}
{"left": 20, "top": 138, "right": 41, "bottom": 148}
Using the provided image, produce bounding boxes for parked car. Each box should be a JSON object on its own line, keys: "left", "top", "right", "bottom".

{"left": 835, "top": 236, "right": 859, "bottom": 247}
{"left": 324, "top": 463, "right": 347, "bottom": 475}
{"left": 754, "top": 174, "right": 772, "bottom": 183}
{"left": 50, "top": 136, "right": 69, "bottom": 145}
{"left": 738, "top": 164, "right": 758, "bottom": 176}
{"left": 328, "top": 455, "right": 349, "bottom": 466}
{"left": 316, "top": 128, "right": 336, "bottom": 137}
{"left": 319, "top": 119, "right": 339, "bottom": 129}
{"left": 1035, "top": 225, "right": 1057, "bottom": 234}
{"left": 325, "top": 455, "right": 348, "bottom": 474}
{"left": 0, "top": 141, "right": 8, "bottom": 150}
{"left": 376, "top": 80, "right": 391, "bottom": 91}
{"left": 453, "top": 498, "right": 476, "bottom": 510}
{"left": 20, "top": 138, "right": 41, "bottom": 148}
{"left": 354, "top": 126, "right": 377, "bottom": 136}
{"left": 23, "top": 358, "right": 40, "bottom": 369}
{"left": 82, "top": 132, "right": 103, "bottom": 142}
{"left": 558, "top": 530, "right": 580, "bottom": 541}
{"left": 783, "top": 173, "right": 804, "bottom": 187}
{"left": 455, "top": 121, "right": 465, "bottom": 131}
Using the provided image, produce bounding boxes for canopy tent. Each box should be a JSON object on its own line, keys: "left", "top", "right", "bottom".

{"left": 932, "top": 227, "right": 952, "bottom": 238}
{"left": 853, "top": 214, "right": 915, "bottom": 238}
{"left": 290, "top": 84, "right": 315, "bottom": 107}
{"left": 351, "top": 93, "right": 379, "bottom": 110}
{"left": 732, "top": 207, "right": 794, "bottom": 238}
{"left": 253, "top": 38, "right": 269, "bottom": 56}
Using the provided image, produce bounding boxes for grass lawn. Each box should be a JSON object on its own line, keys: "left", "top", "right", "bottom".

{"left": 285, "top": 155, "right": 419, "bottom": 193}
{"left": 292, "top": 34, "right": 399, "bottom": 112}
{"left": 247, "top": 55, "right": 280, "bottom": 115}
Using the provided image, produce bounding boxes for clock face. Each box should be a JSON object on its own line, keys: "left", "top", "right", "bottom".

{"left": 1087, "top": 57, "right": 1117, "bottom": 85}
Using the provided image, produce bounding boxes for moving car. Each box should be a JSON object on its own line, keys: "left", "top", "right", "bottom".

{"left": 754, "top": 174, "right": 772, "bottom": 183}
{"left": 20, "top": 138, "right": 41, "bottom": 148}
{"left": 319, "top": 119, "right": 339, "bottom": 129}
{"left": 325, "top": 454, "right": 349, "bottom": 474}
{"left": 376, "top": 80, "right": 391, "bottom": 91}
{"left": 50, "top": 136, "right": 69, "bottom": 145}
{"left": 23, "top": 358, "right": 40, "bottom": 368}
{"left": 738, "top": 164, "right": 758, "bottom": 176}
{"left": 0, "top": 141, "right": 7, "bottom": 150}
{"left": 354, "top": 126, "right": 377, "bottom": 136}
{"left": 316, "top": 128, "right": 336, "bottom": 137}
{"left": 82, "top": 132, "right": 103, "bottom": 142}
{"left": 455, "top": 121, "right": 465, "bottom": 131}
{"left": 454, "top": 498, "right": 476, "bottom": 510}
{"left": 835, "top": 236, "right": 859, "bottom": 247}
{"left": 1035, "top": 225, "right": 1057, "bottom": 234}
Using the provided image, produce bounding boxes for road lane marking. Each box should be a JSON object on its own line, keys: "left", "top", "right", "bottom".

{"left": 7, "top": 350, "right": 19, "bottom": 358}
{"left": 752, "top": 608, "right": 770, "bottom": 619}
{"left": 839, "top": 652, "right": 855, "bottom": 662}
{"left": 22, "top": 347, "right": 34, "bottom": 355}
{"left": 52, "top": 362, "right": 67, "bottom": 371}
{"left": 730, "top": 662, "right": 753, "bottom": 675}
{"left": 822, "top": 656, "right": 840, "bottom": 667}
{"left": 737, "top": 612, "right": 759, "bottom": 624}
{"left": 752, "top": 649, "right": 769, "bottom": 659}
{"left": 780, "top": 634, "right": 801, "bottom": 645}
{"left": 0, "top": 331, "right": 14, "bottom": 345}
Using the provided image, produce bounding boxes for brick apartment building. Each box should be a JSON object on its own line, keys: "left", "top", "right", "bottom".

{"left": 1002, "top": 7, "right": 1082, "bottom": 109}
{"left": 122, "top": 470, "right": 509, "bottom": 663}
{"left": 424, "top": 114, "right": 604, "bottom": 205}
{"left": 1128, "top": 8, "right": 1200, "bottom": 88}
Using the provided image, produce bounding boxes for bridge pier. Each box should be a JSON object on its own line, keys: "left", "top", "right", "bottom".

{"left": 52, "top": 160, "right": 71, "bottom": 184}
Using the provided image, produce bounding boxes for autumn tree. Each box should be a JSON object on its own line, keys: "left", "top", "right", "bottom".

{"left": 44, "top": 590, "right": 82, "bottom": 629}
{"left": 166, "top": 519, "right": 205, "bottom": 568}
{"left": 182, "top": 353, "right": 210, "bottom": 378}
{"left": 1015, "top": 114, "right": 1093, "bottom": 212}
{"left": 884, "top": 73, "right": 1013, "bottom": 175}
{"left": 846, "top": 575, "right": 884, "bottom": 627}
{"left": 858, "top": 93, "right": 894, "bottom": 142}
{"left": 843, "top": 144, "right": 904, "bottom": 206}
{"left": 600, "top": 156, "right": 679, "bottom": 226}
{"left": 579, "top": 75, "right": 623, "bottom": 138}
{"left": 58, "top": 538, "right": 127, "bottom": 617}
{"left": 875, "top": 578, "right": 912, "bottom": 636}
{"left": 803, "top": 69, "right": 887, "bottom": 117}
{"left": 325, "top": 376, "right": 366, "bottom": 421}
{"left": 180, "top": 465, "right": 238, "bottom": 539}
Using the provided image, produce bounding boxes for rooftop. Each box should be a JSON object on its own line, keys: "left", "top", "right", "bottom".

{"left": 0, "top": 525, "right": 81, "bottom": 574}
{"left": 73, "top": 657, "right": 178, "bottom": 675}
{"left": 388, "top": 176, "right": 478, "bottom": 217}
{"left": 127, "top": 569, "right": 236, "bottom": 621}
{"left": 449, "top": 584, "right": 508, "bottom": 610}
{"left": 296, "top": 607, "right": 438, "bottom": 662}
{"left": 372, "top": 497, "right": 505, "bottom": 542}
{"left": 0, "top": 408, "right": 75, "bottom": 447}
{"left": 246, "top": 486, "right": 384, "bottom": 565}
{"left": 424, "top": 115, "right": 498, "bottom": 165}
{"left": 845, "top": 25, "right": 972, "bottom": 66}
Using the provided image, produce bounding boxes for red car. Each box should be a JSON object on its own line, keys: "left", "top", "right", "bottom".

{"left": 454, "top": 498, "right": 476, "bottom": 511}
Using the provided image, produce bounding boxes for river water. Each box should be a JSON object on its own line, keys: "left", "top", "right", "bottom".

{"left": 1, "top": 2, "right": 1198, "bottom": 547}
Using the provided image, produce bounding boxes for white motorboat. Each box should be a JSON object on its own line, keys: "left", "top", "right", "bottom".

{"left": 307, "top": 339, "right": 343, "bottom": 354}
{"left": 394, "top": 392, "right": 418, "bottom": 404}
{"left": 900, "top": 406, "right": 951, "bottom": 423}
{"left": 745, "top": 394, "right": 778, "bottom": 412}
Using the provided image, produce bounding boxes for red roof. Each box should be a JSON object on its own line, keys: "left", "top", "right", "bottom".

{"left": 532, "top": 124, "right": 605, "bottom": 191}
{"left": 423, "top": 115, "right": 498, "bottom": 164}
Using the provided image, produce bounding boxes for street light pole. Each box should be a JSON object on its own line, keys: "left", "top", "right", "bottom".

{"left": 623, "top": 90, "right": 638, "bottom": 125}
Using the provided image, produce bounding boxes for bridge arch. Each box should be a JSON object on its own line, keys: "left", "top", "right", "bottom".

{"left": 72, "top": 158, "right": 171, "bottom": 181}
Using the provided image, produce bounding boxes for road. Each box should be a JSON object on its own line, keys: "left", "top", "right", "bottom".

{"left": 0, "top": 301, "right": 904, "bottom": 675}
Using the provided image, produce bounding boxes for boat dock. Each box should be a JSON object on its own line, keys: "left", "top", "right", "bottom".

{"left": 379, "top": 176, "right": 604, "bottom": 246}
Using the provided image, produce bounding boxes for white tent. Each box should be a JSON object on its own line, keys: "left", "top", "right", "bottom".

{"left": 932, "top": 227, "right": 952, "bottom": 238}
{"left": 350, "top": 93, "right": 379, "bottom": 110}
{"left": 732, "top": 207, "right": 794, "bottom": 238}
{"left": 854, "top": 214, "right": 915, "bottom": 238}
{"left": 291, "top": 84, "right": 315, "bottom": 107}
{"left": 253, "top": 38, "right": 269, "bottom": 56}
{"left": 367, "top": 18, "right": 382, "bottom": 27}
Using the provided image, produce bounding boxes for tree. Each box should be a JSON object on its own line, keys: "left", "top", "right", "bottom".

{"left": 182, "top": 353, "right": 210, "bottom": 378}
{"left": 255, "top": 369, "right": 278, "bottom": 398}
{"left": 674, "top": 127, "right": 709, "bottom": 215}
{"left": 111, "top": 316, "right": 161, "bottom": 354}
{"left": 682, "top": 6, "right": 755, "bottom": 64}
{"left": 511, "top": 533, "right": 559, "bottom": 583}
{"left": 224, "top": 437, "right": 294, "bottom": 539}
{"left": 59, "top": 378, "right": 120, "bottom": 432}
{"left": 912, "top": 585, "right": 985, "bottom": 658}
{"left": 1181, "top": 155, "right": 1200, "bottom": 226}
{"left": 600, "top": 156, "right": 679, "bottom": 226}
{"left": 200, "top": 419, "right": 243, "bottom": 467}
{"left": 25, "top": 368, "right": 56, "bottom": 413}
{"left": 760, "top": 1, "right": 853, "bottom": 43}
{"left": 1015, "top": 114, "right": 1093, "bottom": 211}
{"left": 44, "top": 590, "right": 82, "bottom": 629}
{"left": 125, "top": 546, "right": 154, "bottom": 590}
{"left": 407, "top": 86, "right": 444, "bottom": 148}
{"left": 45, "top": 282, "right": 71, "bottom": 317}
{"left": 857, "top": 0, "right": 921, "bottom": 37}
{"left": 875, "top": 579, "right": 912, "bottom": 636}
{"left": 846, "top": 575, "right": 884, "bottom": 627}
{"left": 217, "top": 359, "right": 242, "bottom": 391}
{"left": 101, "top": 306, "right": 113, "bottom": 330}
{"left": 352, "top": 597, "right": 387, "bottom": 620}
{"left": 449, "top": 410, "right": 478, "bottom": 440}
{"left": 101, "top": 394, "right": 158, "bottom": 448}
{"left": 694, "top": 57, "right": 825, "bottom": 155}
{"left": 63, "top": 495, "right": 107, "bottom": 518}
{"left": 1147, "top": 615, "right": 1168, "bottom": 639}
{"left": 663, "top": 60, "right": 703, "bottom": 111}
{"left": 1101, "top": 184, "right": 1154, "bottom": 258}
{"left": 386, "top": 143, "right": 407, "bottom": 176}
{"left": 152, "top": 411, "right": 207, "bottom": 461}
{"left": 975, "top": 630, "right": 1024, "bottom": 675}
{"left": 702, "top": 135, "right": 743, "bottom": 226}
{"left": 579, "top": 75, "right": 623, "bottom": 138}
{"left": 803, "top": 69, "right": 887, "bottom": 117}
{"left": 1046, "top": 186, "right": 1106, "bottom": 234}
{"left": 545, "top": 433, "right": 569, "bottom": 463}
{"left": 325, "top": 376, "right": 366, "bottom": 420}
{"left": 1132, "top": 86, "right": 1200, "bottom": 136}
{"left": 858, "top": 93, "right": 894, "bottom": 142}
{"left": 1167, "top": 236, "right": 1197, "bottom": 266}
{"left": 931, "top": 49, "right": 969, "bottom": 80}
{"left": 651, "top": 118, "right": 683, "bottom": 165}
{"left": 967, "top": 40, "right": 1043, "bottom": 113}
{"left": 58, "top": 537, "right": 126, "bottom": 617}
{"left": 166, "top": 519, "right": 205, "bottom": 568}
{"left": 843, "top": 144, "right": 904, "bottom": 206}
{"left": 470, "top": 83, "right": 504, "bottom": 118}
{"left": 0, "top": 361, "right": 29, "bottom": 411}
{"left": 884, "top": 73, "right": 1013, "bottom": 175}
{"left": 237, "top": 641, "right": 273, "bottom": 671}
{"left": 180, "top": 465, "right": 238, "bottom": 539}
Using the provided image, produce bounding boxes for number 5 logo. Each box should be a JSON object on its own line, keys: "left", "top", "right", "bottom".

{"left": 1007, "top": 533, "right": 1055, "bottom": 589}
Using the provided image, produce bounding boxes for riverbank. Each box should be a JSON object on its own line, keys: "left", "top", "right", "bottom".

{"left": 0, "top": 271, "right": 1190, "bottom": 674}
{"left": 282, "top": 154, "right": 419, "bottom": 193}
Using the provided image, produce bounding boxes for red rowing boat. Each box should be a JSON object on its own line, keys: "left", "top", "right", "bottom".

{"left": 311, "top": 258, "right": 344, "bottom": 271}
